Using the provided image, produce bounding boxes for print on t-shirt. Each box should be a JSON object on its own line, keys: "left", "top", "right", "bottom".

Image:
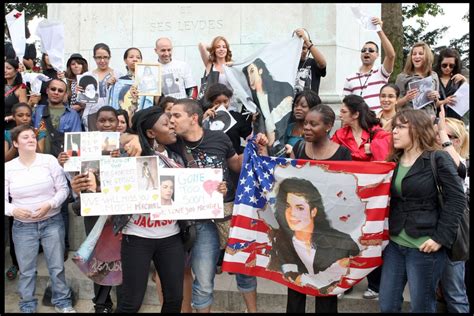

{"left": 295, "top": 66, "right": 312, "bottom": 93}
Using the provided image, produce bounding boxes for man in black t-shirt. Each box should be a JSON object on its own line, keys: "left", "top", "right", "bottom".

{"left": 294, "top": 28, "right": 327, "bottom": 95}
{"left": 169, "top": 98, "right": 267, "bottom": 313}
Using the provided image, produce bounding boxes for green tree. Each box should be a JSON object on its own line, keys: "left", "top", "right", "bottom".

{"left": 381, "top": 3, "right": 403, "bottom": 83}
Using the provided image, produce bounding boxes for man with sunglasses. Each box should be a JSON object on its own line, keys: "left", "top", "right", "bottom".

{"left": 32, "top": 79, "right": 83, "bottom": 157}
{"left": 343, "top": 17, "right": 395, "bottom": 114}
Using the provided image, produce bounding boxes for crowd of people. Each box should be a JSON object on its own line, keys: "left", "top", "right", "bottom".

{"left": 4, "top": 15, "right": 470, "bottom": 314}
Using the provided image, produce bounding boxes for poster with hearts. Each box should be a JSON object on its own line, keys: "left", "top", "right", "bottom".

{"left": 150, "top": 167, "right": 224, "bottom": 220}
{"left": 80, "top": 156, "right": 223, "bottom": 219}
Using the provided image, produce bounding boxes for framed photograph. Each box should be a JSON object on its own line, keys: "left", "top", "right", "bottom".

{"left": 135, "top": 63, "right": 162, "bottom": 96}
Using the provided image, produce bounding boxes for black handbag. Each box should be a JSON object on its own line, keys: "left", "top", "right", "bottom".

{"left": 430, "top": 151, "right": 469, "bottom": 261}
{"left": 197, "top": 64, "right": 219, "bottom": 108}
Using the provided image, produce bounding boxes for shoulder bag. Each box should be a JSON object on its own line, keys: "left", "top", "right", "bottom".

{"left": 430, "top": 151, "right": 469, "bottom": 261}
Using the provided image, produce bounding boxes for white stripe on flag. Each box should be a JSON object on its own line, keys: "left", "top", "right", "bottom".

{"left": 229, "top": 226, "right": 271, "bottom": 243}
{"left": 354, "top": 171, "right": 394, "bottom": 186}
{"left": 362, "top": 220, "right": 386, "bottom": 234}
{"left": 361, "top": 195, "right": 390, "bottom": 209}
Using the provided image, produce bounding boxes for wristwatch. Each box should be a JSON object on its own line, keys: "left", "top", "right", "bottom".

{"left": 441, "top": 140, "right": 453, "bottom": 148}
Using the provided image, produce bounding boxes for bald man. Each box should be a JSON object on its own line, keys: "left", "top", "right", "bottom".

{"left": 155, "top": 37, "right": 197, "bottom": 100}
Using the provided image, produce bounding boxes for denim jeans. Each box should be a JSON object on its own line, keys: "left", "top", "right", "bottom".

{"left": 235, "top": 273, "right": 257, "bottom": 293}
{"left": 190, "top": 221, "right": 220, "bottom": 310}
{"left": 440, "top": 258, "right": 470, "bottom": 313}
{"left": 12, "top": 213, "right": 72, "bottom": 312}
{"left": 379, "top": 240, "right": 446, "bottom": 313}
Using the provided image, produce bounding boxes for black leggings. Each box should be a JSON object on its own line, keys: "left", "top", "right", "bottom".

{"left": 287, "top": 287, "right": 338, "bottom": 313}
{"left": 116, "top": 233, "right": 185, "bottom": 313}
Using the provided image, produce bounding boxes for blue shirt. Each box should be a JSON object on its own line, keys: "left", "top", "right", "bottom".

{"left": 33, "top": 103, "right": 83, "bottom": 133}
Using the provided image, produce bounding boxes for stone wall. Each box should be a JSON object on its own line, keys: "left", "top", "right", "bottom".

{"left": 48, "top": 3, "right": 382, "bottom": 105}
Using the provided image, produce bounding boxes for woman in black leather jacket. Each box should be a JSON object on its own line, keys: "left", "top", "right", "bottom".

{"left": 379, "top": 109, "right": 465, "bottom": 313}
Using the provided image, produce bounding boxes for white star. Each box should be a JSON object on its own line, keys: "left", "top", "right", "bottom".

{"left": 253, "top": 180, "right": 259, "bottom": 187}
{"left": 262, "top": 160, "right": 269, "bottom": 165}
{"left": 270, "top": 156, "right": 277, "bottom": 161}
{"left": 238, "top": 193, "right": 244, "bottom": 200}
{"left": 244, "top": 186, "right": 251, "bottom": 193}
{"left": 245, "top": 163, "right": 250, "bottom": 169}
{"left": 249, "top": 196, "right": 258, "bottom": 203}
{"left": 240, "top": 178, "right": 246, "bottom": 185}
{"left": 247, "top": 170, "right": 254, "bottom": 177}
{"left": 263, "top": 172, "right": 270, "bottom": 179}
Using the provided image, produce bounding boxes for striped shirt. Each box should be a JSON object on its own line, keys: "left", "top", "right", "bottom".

{"left": 5, "top": 153, "right": 69, "bottom": 222}
{"left": 343, "top": 65, "right": 391, "bottom": 113}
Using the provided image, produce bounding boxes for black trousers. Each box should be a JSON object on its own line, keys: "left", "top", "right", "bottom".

{"left": 116, "top": 233, "right": 185, "bottom": 313}
{"left": 287, "top": 287, "right": 338, "bottom": 313}
{"left": 84, "top": 216, "right": 119, "bottom": 310}
{"left": 367, "top": 266, "right": 382, "bottom": 292}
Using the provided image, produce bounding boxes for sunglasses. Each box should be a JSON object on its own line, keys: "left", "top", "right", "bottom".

{"left": 441, "top": 63, "right": 455, "bottom": 69}
{"left": 49, "top": 87, "right": 65, "bottom": 93}
{"left": 361, "top": 48, "right": 376, "bottom": 53}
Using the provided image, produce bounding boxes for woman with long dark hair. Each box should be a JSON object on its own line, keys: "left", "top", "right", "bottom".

{"left": 379, "top": 109, "right": 465, "bottom": 312}
{"left": 332, "top": 94, "right": 391, "bottom": 162}
{"left": 434, "top": 48, "right": 468, "bottom": 120}
{"left": 4, "top": 59, "right": 28, "bottom": 130}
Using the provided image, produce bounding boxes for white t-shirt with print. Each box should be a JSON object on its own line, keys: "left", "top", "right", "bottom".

{"left": 159, "top": 59, "right": 196, "bottom": 99}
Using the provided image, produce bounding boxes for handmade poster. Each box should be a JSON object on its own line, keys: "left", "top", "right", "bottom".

{"left": 63, "top": 132, "right": 120, "bottom": 172}
{"left": 77, "top": 73, "right": 100, "bottom": 103}
{"left": 72, "top": 215, "right": 122, "bottom": 286}
{"left": 5, "top": 9, "right": 26, "bottom": 62}
{"left": 203, "top": 105, "right": 237, "bottom": 133}
{"left": 350, "top": 6, "right": 382, "bottom": 32}
{"left": 135, "top": 63, "right": 162, "bottom": 96}
{"left": 150, "top": 168, "right": 224, "bottom": 220}
{"left": 449, "top": 82, "right": 470, "bottom": 117}
{"left": 80, "top": 156, "right": 223, "bottom": 218}
{"left": 222, "top": 141, "right": 395, "bottom": 296}
{"left": 408, "top": 76, "right": 434, "bottom": 110}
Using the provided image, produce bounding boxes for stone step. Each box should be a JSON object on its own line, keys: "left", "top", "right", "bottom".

{"left": 4, "top": 251, "right": 415, "bottom": 313}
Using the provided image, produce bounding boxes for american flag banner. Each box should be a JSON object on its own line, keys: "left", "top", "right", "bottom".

{"left": 222, "top": 142, "right": 396, "bottom": 296}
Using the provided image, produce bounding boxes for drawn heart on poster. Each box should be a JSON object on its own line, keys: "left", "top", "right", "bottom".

{"left": 124, "top": 184, "right": 132, "bottom": 191}
{"left": 212, "top": 208, "right": 221, "bottom": 217}
{"left": 83, "top": 208, "right": 91, "bottom": 215}
{"left": 152, "top": 194, "right": 159, "bottom": 201}
{"left": 203, "top": 180, "right": 220, "bottom": 197}
{"left": 115, "top": 186, "right": 120, "bottom": 192}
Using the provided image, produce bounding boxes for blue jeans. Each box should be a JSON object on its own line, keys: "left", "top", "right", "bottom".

{"left": 236, "top": 273, "right": 257, "bottom": 293}
{"left": 12, "top": 213, "right": 72, "bottom": 313}
{"left": 379, "top": 240, "right": 446, "bottom": 313}
{"left": 440, "top": 258, "right": 470, "bottom": 313}
{"left": 190, "top": 221, "right": 220, "bottom": 310}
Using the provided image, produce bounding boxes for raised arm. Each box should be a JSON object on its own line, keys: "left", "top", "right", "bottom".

{"left": 198, "top": 42, "right": 211, "bottom": 68}
{"left": 294, "top": 28, "right": 327, "bottom": 69}
{"left": 372, "top": 17, "right": 395, "bottom": 74}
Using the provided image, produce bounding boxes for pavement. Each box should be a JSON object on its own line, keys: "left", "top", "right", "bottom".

{"left": 4, "top": 250, "right": 416, "bottom": 313}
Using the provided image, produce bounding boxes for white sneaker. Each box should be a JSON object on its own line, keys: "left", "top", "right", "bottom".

{"left": 362, "top": 288, "right": 379, "bottom": 299}
{"left": 55, "top": 306, "right": 77, "bottom": 313}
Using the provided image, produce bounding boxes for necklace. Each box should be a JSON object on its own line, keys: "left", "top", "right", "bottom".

{"left": 357, "top": 69, "right": 373, "bottom": 96}
{"left": 184, "top": 134, "right": 204, "bottom": 153}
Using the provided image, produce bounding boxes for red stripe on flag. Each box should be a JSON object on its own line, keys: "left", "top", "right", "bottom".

{"left": 357, "top": 183, "right": 392, "bottom": 198}
{"left": 293, "top": 160, "right": 395, "bottom": 174}
{"left": 230, "top": 215, "right": 271, "bottom": 233}
{"left": 364, "top": 207, "right": 389, "bottom": 221}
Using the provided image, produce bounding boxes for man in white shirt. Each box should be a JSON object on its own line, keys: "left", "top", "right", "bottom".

{"left": 342, "top": 18, "right": 395, "bottom": 114}
{"left": 155, "top": 37, "right": 198, "bottom": 100}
